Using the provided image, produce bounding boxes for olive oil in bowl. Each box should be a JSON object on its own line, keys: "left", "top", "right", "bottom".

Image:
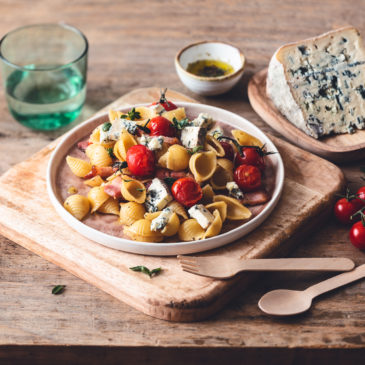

{"left": 186, "top": 59, "right": 234, "bottom": 78}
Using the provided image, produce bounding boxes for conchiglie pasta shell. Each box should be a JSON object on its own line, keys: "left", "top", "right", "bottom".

{"left": 204, "top": 135, "right": 225, "bottom": 157}
{"left": 106, "top": 171, "right": 121, "bottom": 181}
{"left": 66, "top": 156, "right": 92, "bottom": 178}
{"left": 88, "top": 186, "right": 110, "bottom": 213}
{"left": 213, "top": 195, "right": 252, "bottom": 220}
{"left": 161, "top": 212, "right": 180, "bottom": 237}
{"left": 201, "top": 184, "right": 215, "bottom": 204}
{"left": 167, "top": 201, "right": 188, "bottom": 219}
{"left": 204, "top": 210, "right": 222, "bottom": 239}
{"left": 210, "top": 165, "right": 233, "bottom": 190}
{"left": 89, "top": 145, "right": 113, "bottom": 167}
{"left": 135, "top": 106, "right": 155, "bottom": 121}
{"left": 98, "top": 198, "right": 120, "bottom": 215}
{"left": 165, "top": 144, "right": 190, "bottom": 171}
{"left": 89, "top": 126, "right": 101, "bottom": 144}
{"left": 124, "top": 219, "right": 163, "bottom": 242}
{"left": 144, "top": 211, "right": 161, "bottom": 220}
{"left": 189, "top": 151, "right": 217, "bottom": 183}
{"left": 109, "top": 110, "right": 119, "bottom": 122}
{"left": 217, "top": 158, "right": 234, "bottom": 171}
{"left": 206, "top": 201, "right": 227, "bottom": 222}
{"left": 232, "top": 130, "right": 264, "bottom": 148}
{"left": 85, "top": 143, "right": 99, "bottom": 159}
{"left": 114, "top": 131, "right": 137, "bottom": 161}
{"left": 84, "top": 175, "right": 104, "bottom": 187}
{"left": 64, "top": 194, "right": 90, "bottom": 220}
{"left": 178, "top": 219, "right": 205, "bottom": 241}
{"left": 120, "top": 202, "right": 146, "bottom": 226}
{"left": 121, "top": 179, "right": 146, "bottom": 204}
{"left": 162, "top": 107, "right": 186, "bottom": 122}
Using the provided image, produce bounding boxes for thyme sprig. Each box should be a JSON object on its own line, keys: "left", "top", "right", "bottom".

{"left": 172, "top": 117, "right": 191, "bottom": 130}
{"left": 130, "top": 266, "right": 162, "bottom": 278}
{"left": 52, "top": 285, "right": 66, "bottom": 295}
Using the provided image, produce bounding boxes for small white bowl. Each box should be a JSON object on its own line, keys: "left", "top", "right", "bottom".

{"left": 175, "top": 41, "right": 245, "bottom": 96}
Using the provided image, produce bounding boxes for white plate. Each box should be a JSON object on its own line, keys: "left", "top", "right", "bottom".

{"left": 47, "top": 102, "right": 284, "bottom": 256}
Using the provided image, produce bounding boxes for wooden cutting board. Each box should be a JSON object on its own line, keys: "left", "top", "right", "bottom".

{"left": 0, "top": 88, "right": 345, "bottom": 322}
{"left": 248, "top": 68, "right": 365, "bottom": 162}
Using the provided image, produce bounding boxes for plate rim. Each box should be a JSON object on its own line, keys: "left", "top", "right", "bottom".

{"left": 47, "top": 101, "right": 285, "bottom": 256}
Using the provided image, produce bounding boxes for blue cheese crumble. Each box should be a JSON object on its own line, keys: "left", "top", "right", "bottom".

{"left": 139, "top": 135, "right": 164, "bottom": 151}
{"left": 150, "top": 207, "right": 173, "bottom": 231}
{"left": 188, "top": 204, "right": 214, "bottom": 229}
{"left": 226, "top": 181, "right": 244, "bottom": 199}
{"left": 191, "top": 113, "right": 214, "bottom": 129}
{"left": 100, "top": 119, "right": 138, "bottom": 142}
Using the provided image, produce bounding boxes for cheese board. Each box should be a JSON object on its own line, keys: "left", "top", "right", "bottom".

{"left": 0, "top": 87, "right": 345, "bottom": 322}
{"left": 248, "top": 68, "right": 365, "bottom": 162}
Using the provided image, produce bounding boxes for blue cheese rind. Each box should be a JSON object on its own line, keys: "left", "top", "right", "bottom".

{"left": 267, "top": 27, "right": 365, "bottom": 138}
{"left": 188, "top": 204, "right": 214, "bottom": 229}
{"left": 145, "top": 178, "right": 173, "bottom": 213}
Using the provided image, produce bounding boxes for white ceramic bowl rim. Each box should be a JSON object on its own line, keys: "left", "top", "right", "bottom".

{"left": 175, "top": 40, "right": 245, "bottom": 81}
{"left": 47, "top": 102, "right": 284, "bottom": 256}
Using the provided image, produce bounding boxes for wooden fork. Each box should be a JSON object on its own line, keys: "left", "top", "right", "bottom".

{"left": 177, "top": 256, "right": 355, "bottom": 279}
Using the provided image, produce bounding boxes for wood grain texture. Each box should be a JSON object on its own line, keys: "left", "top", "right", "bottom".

{"left": 0, "top": 87, "right": 344, "bottom": 322}
{"left": 248, "top": 69, "right": 365, "bottom": 162}
{"left": 0, "top": 0, "right": 365, "bottom": 362}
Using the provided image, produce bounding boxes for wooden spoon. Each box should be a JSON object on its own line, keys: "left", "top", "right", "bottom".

{"left": 258, "top": 263, "right": 365, "bottom": 316}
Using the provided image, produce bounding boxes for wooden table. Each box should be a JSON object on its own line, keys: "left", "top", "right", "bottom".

{"left": 0, "top": 1, "right": 364, "bottom": 363}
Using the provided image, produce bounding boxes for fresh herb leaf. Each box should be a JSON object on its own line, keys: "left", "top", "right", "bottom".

{"left": 136, "top": 188, "right": 145, "bottom": 192}
{"left": 164, "top": 177, "right": 177, "bottom": 188}
{"left": 172, "top": 117, "right": 191, "bottom": 130}
{"left": 113, "top": 161, "right": 128, "bottom": 172}
{"left": 188, "top": 146, "right": 203, "bottom": 155}
{"left": 107, "top": 148, "right": 115, "bottom": 158}
{"left": 120, "top": 114, "right": 128, "bottom": 119}
{"left": 127, "top": 108, "right": 141, "bottom": 121}
{"left": 130, "top": 266, "right": 162, "bottom": 278}
{"left": 52, "top": 285, "right": 66, "bottom": 295}
{"left": 123, "top": 178, "right": 133, "bottom": 182}
{"left": 137, "top": 125, "right": 151, "bottom": 134}
{"left": 102, "top": 122, "right": 112, "bottom": 132}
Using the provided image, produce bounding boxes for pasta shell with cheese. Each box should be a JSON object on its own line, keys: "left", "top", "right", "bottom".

{"left": 165, "top": 144, "right": 190, "bottom": 171}
{"left": 90, "top": 125, "right": 114, "bottom": 148}
{"left": 88, "top": 186, "right": 109, "bottom": 213}
{"left": 89, "top": 145, "right": 113, "bottom": 167}
{"left": 206, "top": 201, "right": 227, "bottom": 222}
{"left": 120, "top": 202, "right": 146, "bottom": 226}
{"left": 121, "top": 178, "right": 146, "bottom": 204}
{"left": 204, "top": 210, "right": 222, "bottom": 239}
{"left": 213, "top": 195, "right": 252, "bottom": 220}
{"left": 204, "top": 135, "right": 225, "bottom": 157}
{"left": 178, "top": 219, "right": 205, "bottom": 241}
{"left": 98, "top": 198, "right": 120, "bottom": 215}
{"left": 232, "top": 130, "right": 264, "bottom": 148}
{"left": 64, "top": 194, "right": 90, "bottom": 220}
{"left": 124, "top": 219, "right": 163, "bottom": 242}
{"left": 66, "top": 156, "right": 92, "bottom": 178}
{"left": 161, "top": 213, "right": 180, "bottom": 237}
{"left": 189, "top": 151, "right": 217, "bottom": 183}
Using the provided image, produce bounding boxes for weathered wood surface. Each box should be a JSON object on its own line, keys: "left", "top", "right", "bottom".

{"left": 0, "top": 0, "right": 364, "bottom": 363}
{"left": 0, "top": 87, "right": 344, "bottom": 322}
{"left": 248, "top": 69, "right": 365, "bottom": 162}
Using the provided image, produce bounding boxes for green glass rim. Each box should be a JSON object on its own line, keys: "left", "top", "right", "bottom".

{"left": 0, "top": 23, "right": 89, "bottom": 72}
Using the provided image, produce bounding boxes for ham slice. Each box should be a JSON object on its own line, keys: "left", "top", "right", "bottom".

{"left": 241, "top": 190, "right": 270, "bottom": 206}
{"left": 84, "top": 166, "right": 115, "bottom": 179}
{"left": 104, "top": 176, "right": 123, "bottom": 199}
{"left": 77, "top": 140, "right": 90, "bottom": 152}
{"left": 155, "top": 168, "right": 192, "bottom": 181}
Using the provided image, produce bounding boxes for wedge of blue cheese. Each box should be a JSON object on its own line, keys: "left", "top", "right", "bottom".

{"left": 150, "top": 207, "right": 173, "bottom": 231}
{"left": 188, "top": 204, "right": 214, "bottom": 229}
{"left": 267, "top": 27, "right": 365, "bottom": 138}
{"left": 226, "top": 181, "right": 244, "bottom": 199}
{"left": 100, "top": 119, "right": 138, "bottom": 143}
{"left": 145, "top": 178, "right": 173, "bottom": 212}
{"left": 181, "top": 126, "right": 207, "bottom": 149}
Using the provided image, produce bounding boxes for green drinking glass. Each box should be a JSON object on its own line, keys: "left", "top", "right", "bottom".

{"left": 0, "top": 23, "right": 88, "bottom": 130}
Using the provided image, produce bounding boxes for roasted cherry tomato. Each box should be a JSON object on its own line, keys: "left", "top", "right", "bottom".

{"left": 220, "top": 141, "right": 235, "bottom": 161}
{"left": 356, "top": 186, "right": 365, "bottom": 205}
{"left": 126, "top": 145, "right": 155, "bottom": 177}
{"left": 235, "top": 147, "right": 265, "bottom": 170}
{"left": 148, "top": 116, "right": 176, "bottom": 137}
{"left": 234, "top": 164, "right": 261, "bottom": 191}
{"left": 149, "top": 89, "right": 177, "bottom": 111}
{"left": 349, "top": 221, "right": 365, "bottom": 250}
{"left": 334, "top": 198, "right": 362, "bottom": 224}
{"left": 171, "top": 177, "right": 203, "bottom": 207}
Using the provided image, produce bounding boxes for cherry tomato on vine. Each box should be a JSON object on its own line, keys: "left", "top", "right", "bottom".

{"left": 356, "top": 186, "right": 365, "bottom": 205}
{"left": 220, "top": 141, "right": 235, "bottom": 161}
{"left": 148, "top": 116, "right": 176, "bottom": 137}
{"left": 171, "top": 177, "right": 203, "bottom": 207}
{"left": 149, "top": 89, "right": 177, "bottom": 111}
{"left": 234, "top": 164, "right": 262, "bottom": 191}
{"left": 235, "top": 147, "right": 265, "bottom": 170}
{"left": 334, "top": 198, "right": 362, "bottom": 224}
{"left": 126, "top": 145, "right": 155, "bottom": 177}
{"left": 349, "top": 221, "right": 365, "bottom": 250}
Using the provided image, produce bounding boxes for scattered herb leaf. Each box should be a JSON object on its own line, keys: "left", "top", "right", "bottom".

{"left": 123, "top": 179, "right": 133, "bottom": 183}
{"left": 164, "top": 177, "right": 177, "bottom": 188}
{"left": 52, "top": 285, "right": 66, "bottom": 295}
{"left": 136, "top": 188, "right": 145, "bottom": 192}
{"left": 130, "top": 266, "right": 162, "bottom": 278}
{"left": 137, "top": 125, "right": 151, "bottom": 134}
{"left": 113, "top": 161, "right": 128, "bottom": 172}
{"left": 107, "top": 148, "right": 115, "bottom": 158}
{"left": 102, "top": 122, "right": 112, "bottom": 132}
{"left": 172, "top": 117, "right": 191, "bottom": 130}
{"left": 120, "top": 114, "right": 128, "bottom": 119}
{"left": 127, "top": 108, "right": 141, "bottom": 121}
{"left": 188, "top": 146, "right": 203, "bottom": 155}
